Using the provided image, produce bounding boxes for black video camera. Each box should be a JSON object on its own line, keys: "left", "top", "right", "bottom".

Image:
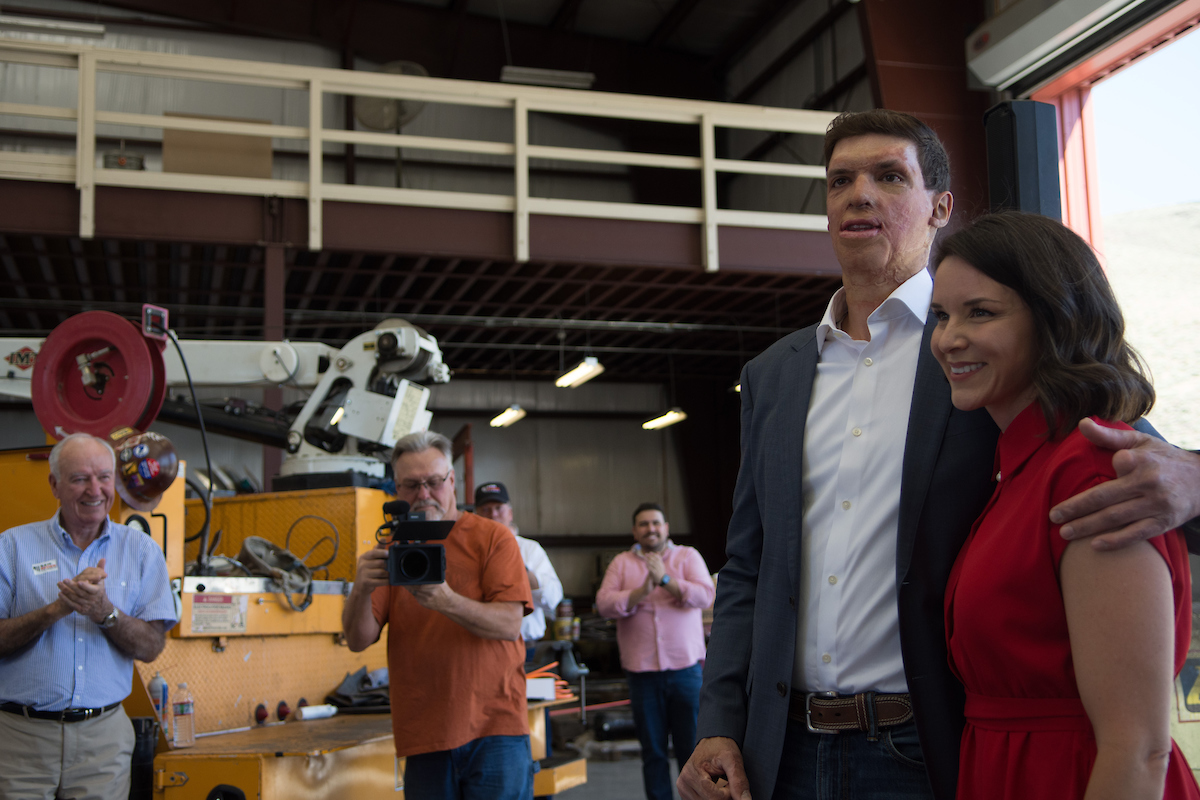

{"left": 377, "top": 500, "right": 456, "bottom": 585}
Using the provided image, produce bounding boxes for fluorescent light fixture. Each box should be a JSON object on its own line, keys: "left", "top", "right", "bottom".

{"left": 490, "top": 404, "right": 527, "bottom": 428}
{"left": 0, "top": 14, "right": 106, "bottom": 38}
{"left": 642, "top": 407, "right": 688, "bottom": 430}
{"left": 329, "top": 406, "right": 345, "bottom": 426}
{"left": 555, "top": 356, "right": 605, "bottom": 388}
{"left": 500, "top": 65, "right": 595, "bottom": 90}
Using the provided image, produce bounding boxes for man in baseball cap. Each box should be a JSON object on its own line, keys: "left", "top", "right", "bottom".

{"left": 474, "top": 482, "right": 562, "bottom": 661}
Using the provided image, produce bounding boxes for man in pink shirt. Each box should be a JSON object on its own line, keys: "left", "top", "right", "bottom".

{"left": 597, "top": 503, "right": 716, "bottom": 800}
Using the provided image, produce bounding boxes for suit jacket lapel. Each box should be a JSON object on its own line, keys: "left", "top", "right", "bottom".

{"left": 781, "top": 327, "right": 819, "bottom": 592}
{"left": 896, "top": 315, "right": 954, "bottom": 584}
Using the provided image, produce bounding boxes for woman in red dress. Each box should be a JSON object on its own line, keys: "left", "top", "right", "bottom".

{"left": 929, "top": 211, "right": 1199, "bottom": 800}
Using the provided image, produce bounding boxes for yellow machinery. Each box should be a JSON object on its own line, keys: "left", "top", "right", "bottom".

{"left": 1, "top": 310, "right": 583, "bottom": 798}
{"left": 1, "top": 448, "right": 584, "bottom": 799}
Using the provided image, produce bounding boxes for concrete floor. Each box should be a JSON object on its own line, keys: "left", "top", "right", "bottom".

{"left": 552, "top": 756, "right": 679, "bottom": 800}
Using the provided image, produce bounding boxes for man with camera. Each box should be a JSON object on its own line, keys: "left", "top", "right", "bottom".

{"left": 343, "top": 431, "right": 534, "bottom": 799}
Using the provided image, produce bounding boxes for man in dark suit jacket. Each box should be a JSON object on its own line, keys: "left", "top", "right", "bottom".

{"left": 677, "top": 110, "right": 1200, "bottom": 800}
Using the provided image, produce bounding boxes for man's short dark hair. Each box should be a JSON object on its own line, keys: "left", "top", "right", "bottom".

{"left": 823, "top": 109, "right": 951, "bottom": 194}
{"left": 632, "top": 502, "right": 666, "bottom": 524}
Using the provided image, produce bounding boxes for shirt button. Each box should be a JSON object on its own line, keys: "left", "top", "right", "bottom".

{"left": 78, "top": 665, "right": 84, "bottom": 670}
{"left": 852, "top": 427, "right": 862, "bottom": 437}
{"left": 841, "top": 500, "right": 851, "bottom": 510}
{"left": 864, "top": 357, "right": 874, "bottom": 366}
{"left": 822, "top": 654, "right": 832, "bottom": 664}
{"left": 78, "top": 637, "right": 83, "bottom": 642}
{"left": 777, "top": 682, "right": 788, "bottom": 697}
{"left": 828, "top": 575, "right": 837, "bottom": 585}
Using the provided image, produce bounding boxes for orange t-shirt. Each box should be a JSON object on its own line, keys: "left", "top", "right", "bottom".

{"left": 371, "top": 512, "right": 533, "bottom": 756}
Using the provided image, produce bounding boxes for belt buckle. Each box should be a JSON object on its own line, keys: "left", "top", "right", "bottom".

{"left": 805, "top": 691, "right": 839, "bottom": 735}
{"left": 60, "top": 708, "right": 94, "bottom": 723}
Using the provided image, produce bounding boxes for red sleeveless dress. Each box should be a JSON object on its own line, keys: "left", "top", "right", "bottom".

{"left": 944, "top": 403, "right": 1199, "bottom": 799}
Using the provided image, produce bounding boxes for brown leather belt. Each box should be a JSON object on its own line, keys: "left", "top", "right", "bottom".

{"left": 788, "top": 691, "right": 913, "bottom": 736}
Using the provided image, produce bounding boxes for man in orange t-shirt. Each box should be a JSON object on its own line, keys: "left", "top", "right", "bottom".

{"left": 343, "top": 431, "right": 534, "bottom": 800}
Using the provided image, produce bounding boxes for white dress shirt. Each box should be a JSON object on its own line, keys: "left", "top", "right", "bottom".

{"left": 515, "top": 533, "right": 563, "bottom": 643}
{"left": 793, "top": 268, "right": 931, "bottom": 695}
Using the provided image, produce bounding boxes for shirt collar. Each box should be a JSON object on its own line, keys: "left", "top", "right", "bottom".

{"left": 995, "top": 401, "right": 1051, "bottom": 482}
{"left": 815, "top": 268, "right": 933, "bottom": 354}
{"left": 632, "top": 539, "right": 675, "bottom": 554}
{"left": 52, "top": 512, "right": 111, "bottom": 550}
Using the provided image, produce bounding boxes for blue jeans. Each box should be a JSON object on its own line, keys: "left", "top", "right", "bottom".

{"left": 627, "top": 663, "right": 703, "bottom": 800}
{"left": 404, "top": 735, "right": 534, "bottom": 800}
{"left": 770, "top": 716, "right": 934, "bottom": 800}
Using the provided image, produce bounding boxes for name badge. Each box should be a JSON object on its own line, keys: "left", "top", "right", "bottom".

{"left": 32, "top": 559, "right": 58, "bottom": 576}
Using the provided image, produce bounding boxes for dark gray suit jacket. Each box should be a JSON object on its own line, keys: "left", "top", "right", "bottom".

{"left": 696, "top": 316, "right": 999, "bottom": 800}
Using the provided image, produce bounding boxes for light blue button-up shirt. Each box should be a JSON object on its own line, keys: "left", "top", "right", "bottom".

{"left": 0, "top": 514, "right": 177, "bottom": 710}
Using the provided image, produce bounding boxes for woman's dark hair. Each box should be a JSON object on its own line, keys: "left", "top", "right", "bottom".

{"left": 934, "top": 210, "right": 1153, "bottom": 438}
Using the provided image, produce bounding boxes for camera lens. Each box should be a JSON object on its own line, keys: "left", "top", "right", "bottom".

{"left": 398, "top": 549, "right": 431, "bottom": 581}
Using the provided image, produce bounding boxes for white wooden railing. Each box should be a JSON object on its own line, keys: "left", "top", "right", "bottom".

{"left": 0, "top": 37, "right": 836, "bottom": 271}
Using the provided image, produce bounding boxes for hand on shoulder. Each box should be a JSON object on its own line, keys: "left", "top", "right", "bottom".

{"left": 1051, "top": 418, "right": 1200, "bottom": 550}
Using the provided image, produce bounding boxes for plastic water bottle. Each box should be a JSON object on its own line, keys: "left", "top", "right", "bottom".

{"left": 148, "top": 671, "right": 168, "bottom": 720}
{"left": 171, "top": 683, "right": 195, "bottom": 748}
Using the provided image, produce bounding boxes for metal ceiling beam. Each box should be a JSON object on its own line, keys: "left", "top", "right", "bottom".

{"left": 410, "top": 258, "right": 460, "bottom": 315}
{"left": 462, "top": 260, "right": 525, "bottom": 317}
{"left": 93, "top": 0, "right": 717, "bottom": 99}
{"left": 707, "top": 0, "right": 805, "bottom": 76}
{"left": 315, "top": 251, "right": 363, "bottom": 340}
{"left": 353, "top": 254, "right": 397, "bottom": 313}
{"left": 0, "top": 297, "right": 803, "bottom": 335}
{"left": 437, "top": 340, "right": 745, "bottom": 358}
{"left": 67, "top": 238, "right": 94, "bottom": 303}
{"left": 732, "top": 61, "right": 868, "bottom": 164}
{"left": 381, "top": 255, "right": 430, "bottom": 316}
{"left": 731, "top": 0, "right": 856, "bottom": 104}
{"left": 0, "top": 234, "right": 39, "bottom": 332}
{"left": 137, "top": 241, "right": 157, "bottom": 306}
{"left": 31, "top": 236, "right": 62, "bottom": 303}
{"left": 438, "top": 259, "right": 498, "bottom": 346}
{"left": 102, "top": 240, "right": 126, "bottom": 305}
{"left": 647, "top": 0, "right": 705, "bottom": 47}
{"left": 234, "top": 255, "right": 260, "bottom": 338}
{"left": 490, "top": 262, "right": 557, "bottom": 316}
{"left": 550, "top": 0, "right": 586, "bottom": 31}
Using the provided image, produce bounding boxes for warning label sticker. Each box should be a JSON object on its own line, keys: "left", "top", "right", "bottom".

{"left": 190, "top": 593, "right": 248, "bottom": 634}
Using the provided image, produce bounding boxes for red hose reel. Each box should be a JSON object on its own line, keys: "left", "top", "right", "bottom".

{"left": 31, "top": 310, "right": 167, "bottom": 439}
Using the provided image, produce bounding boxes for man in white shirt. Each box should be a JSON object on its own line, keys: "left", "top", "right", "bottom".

{"left": 474, "top": 482, "right": 563, "bottom": 660}
{"left": 677, "top": 109, "right": 1200, "bottom": 800}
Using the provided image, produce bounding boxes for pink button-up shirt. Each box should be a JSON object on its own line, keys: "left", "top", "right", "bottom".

{"left": 596, "top": 541, "right": 715, "bottom": 673}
